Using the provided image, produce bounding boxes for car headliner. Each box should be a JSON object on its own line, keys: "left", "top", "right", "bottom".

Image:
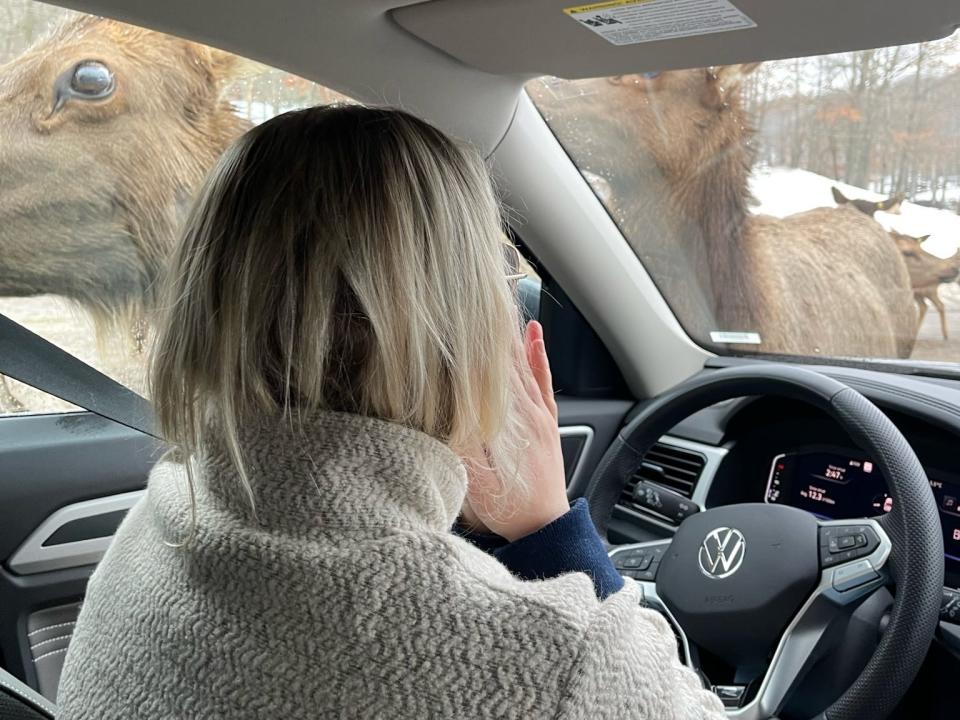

{"left": 49, "top": 0, "right": 960, "bottom": 157}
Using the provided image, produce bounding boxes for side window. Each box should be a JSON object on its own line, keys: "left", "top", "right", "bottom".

{"left": 0, "top": 1, "right": 354, "bottom": 415}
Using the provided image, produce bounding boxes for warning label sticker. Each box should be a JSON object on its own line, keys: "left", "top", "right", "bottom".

{"left": 564, "top": 0, "right": 756, "bottom": 46}
{"left": 709, "top": 331, "right": 762, "bottom": 345}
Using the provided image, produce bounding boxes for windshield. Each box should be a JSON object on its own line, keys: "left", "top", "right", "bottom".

{"left": 0, "top": 0, "right": 352, "bottom": 415}
{"left": 527, "top": 32, "right": 960, "bottom": 368}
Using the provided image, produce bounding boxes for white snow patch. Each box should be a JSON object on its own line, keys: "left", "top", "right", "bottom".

{"left": 749, "top": 167, "right": 960, "bottom": 259}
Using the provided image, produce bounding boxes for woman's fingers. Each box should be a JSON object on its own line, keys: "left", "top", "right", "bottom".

{"left": 525, "top": 321, "right": 558, "bottom": 421}
{"left": 462, "top": 323, "right": 567, "bottom": 543}
{"left": 517, "top": 325, "right": 544, "bottom": 405}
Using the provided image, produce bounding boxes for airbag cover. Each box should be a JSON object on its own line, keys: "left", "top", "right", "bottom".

{"left": 657, "top": 503, "right": 819, "bottom": 667}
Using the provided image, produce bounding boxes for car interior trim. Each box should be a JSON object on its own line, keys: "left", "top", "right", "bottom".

{"left": 663, "top": 435, "right": 730, "bottom": 510}
{"left": 607, "top": 539, "right": 690, "bottom": 664}
{"left": 8, "top": 491, "right": 144, "bottom": 575}
{"left": 558, "top": 424, "right": 594, "bottom": 491}
{"left": 612, "top": 434, "right": 729, "bottom": 528}
{"left": 393, "top": 0, "right": 960, "bottom": 78}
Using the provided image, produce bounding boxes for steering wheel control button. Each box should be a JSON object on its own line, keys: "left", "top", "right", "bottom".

{"left": 632, "top": 481, "right": 700, "bottom": 524}
{"left": 611, "top": 545, "right": 665, "bottom": 581}
{"left": 831, "top": 559, "right": 880, "bottom": 592}
{"left": 621, "top": 554, "right": 652, "bottom": 570}
{"left": 711, "top": 685, "right": 746, "bottom": 709}
{"left": 819, "top": 524, "right": 880, "bottom": 567}
{"left": 942, "top": 588, "right": 960, "bottom": 623}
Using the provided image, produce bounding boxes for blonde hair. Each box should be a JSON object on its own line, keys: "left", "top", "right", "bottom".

{"left": 150, "top": 105, "right": 524, "bottom": 519}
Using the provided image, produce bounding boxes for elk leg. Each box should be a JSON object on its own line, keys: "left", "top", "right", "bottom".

{"left": 916, "top": 297, "right": 928, "bottom": 333}
{"left": 931, "top": 293, "right": 948, "bottom": 340}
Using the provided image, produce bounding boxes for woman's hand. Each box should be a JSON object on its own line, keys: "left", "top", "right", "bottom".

{"left": 460, "top": 320, "right": 569, "bottom": 542}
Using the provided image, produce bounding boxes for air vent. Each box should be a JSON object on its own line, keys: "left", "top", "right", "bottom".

{"left": 620, "top": 443, "right": 707, "bottom": 521}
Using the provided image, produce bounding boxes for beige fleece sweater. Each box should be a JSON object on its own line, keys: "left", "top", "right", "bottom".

{"left": 56, "top": 411, "right": 724, "bottom": 719}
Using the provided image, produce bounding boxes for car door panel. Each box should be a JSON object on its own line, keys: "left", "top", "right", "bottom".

{"left": 0, "top": 412, "right": 156, "bottom": 695}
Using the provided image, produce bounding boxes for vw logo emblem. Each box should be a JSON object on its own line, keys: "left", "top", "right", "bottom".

{"left": 698, "top": 527, "right": 746, "bottom": 579}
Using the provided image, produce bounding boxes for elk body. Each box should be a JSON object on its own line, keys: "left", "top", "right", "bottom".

{"left": 529, "top": 67, "right": 916, "bottom": 358}
{"left": 892, "top": 231, "right": 960, "bottom": 340}
{"left": 0, "top": 16, "right": 249, "bottom": 337}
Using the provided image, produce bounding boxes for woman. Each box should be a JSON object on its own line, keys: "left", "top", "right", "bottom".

{"left": 57, "top": 105, "right": 723, "bottom": 719}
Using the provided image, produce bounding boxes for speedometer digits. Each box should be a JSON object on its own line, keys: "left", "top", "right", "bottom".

{"left": 766, "top": 451, "right": 875, "bottom": 517}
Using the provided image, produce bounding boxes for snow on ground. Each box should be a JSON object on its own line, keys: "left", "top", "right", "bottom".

{"left": 749, "top": 167, "right": 960, "bottom": 258}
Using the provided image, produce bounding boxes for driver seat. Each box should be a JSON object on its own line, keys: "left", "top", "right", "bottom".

{"left": 0, "top": 666, "right": 56, "bottom": 719}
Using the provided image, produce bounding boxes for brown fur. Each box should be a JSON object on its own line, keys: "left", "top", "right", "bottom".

{"left": 891, "top": 231, "right": 960, "bottom": 340}
{"left": 529, "top": 67, "right": 916, "bottom": 358}
{"left": 0, "top": 16, "right": 249, "bottom": 336}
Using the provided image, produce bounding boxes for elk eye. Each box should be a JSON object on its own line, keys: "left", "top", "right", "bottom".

{"left": 639, "top": 71, "right": 662, "bottom": 79}
{"left": 69, "top": 61, "right": 114, "bottom": 97}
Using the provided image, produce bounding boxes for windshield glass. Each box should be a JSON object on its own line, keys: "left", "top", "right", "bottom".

{"left": 0, "top": 0, "right": 352, "bottom": 414}
{"left": 527, "top": 32, "right": 960, "bottom": 367}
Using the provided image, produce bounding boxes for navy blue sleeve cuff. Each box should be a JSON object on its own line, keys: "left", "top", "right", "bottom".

{"left": 454, "top": 525, "right": 508, "bottom": 554}
{"left": 492, "top": 498, "right": 624, "bottom": 599}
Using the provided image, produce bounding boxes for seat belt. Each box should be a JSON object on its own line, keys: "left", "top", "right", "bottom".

{"left": 0, "top": 313, "right": 159, "bottom": 439}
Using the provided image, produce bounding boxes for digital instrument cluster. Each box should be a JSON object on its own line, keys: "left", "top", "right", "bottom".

{"left": 765, "top": 449, "right": 960, "bottom": 567}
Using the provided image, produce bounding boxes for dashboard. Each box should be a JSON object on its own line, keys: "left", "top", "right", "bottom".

{"left": 605, "top": 360, "right": 960, "bottom": 718}
{"left": 764, "top": 448, "right": 960, "bottom": 572}
{"left": 692, "top": 396, "right": 960, "bottom": 591}
{"left": 609, "top": 362, "right": 960, "bottom": 592}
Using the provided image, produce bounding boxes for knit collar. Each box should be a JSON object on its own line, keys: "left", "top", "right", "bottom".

{"left": 193, "top": 411, "right": 468, "bottom": 534}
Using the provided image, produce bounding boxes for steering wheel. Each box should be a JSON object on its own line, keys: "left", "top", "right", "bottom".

{"left": 584, "top": 365, "right": 943, "bottom": 720}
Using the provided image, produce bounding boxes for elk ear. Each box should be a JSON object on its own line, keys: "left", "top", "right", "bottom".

{"left": 880, "top": 195, "right": 903, "bottom": 213}
{"left": 206, "top": 47, "right": 242, "bottom": 84}
{"left": 832, "top": 186, "right": 849, "bottom": 205}
{"left": 702, "top": 63, "right": 759, "bottom": 109}
{"left": 919, "top": 235, "right": 931, "bottom": 242}
{"left": 190, "top": 44, "right": 244, "bottom": 87}
{"left": 180, "top": 42, "right": 248, "bottom": 125}
{"left": 710, "top": 63, "right": 759, "bottom": 87}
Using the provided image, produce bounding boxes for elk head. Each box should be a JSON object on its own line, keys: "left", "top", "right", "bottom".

{"left": 0, "top": 16, "right": 248, "bottom": 325}
{"left": 890, "top": 231, "right": 930, "bottom": 257}
{"left": 527, "top": 64, "right": 760, "bottom": 240}
{"left": 890, "top": 231, "right": 960, "bottom": 287}
{"left": 598, "top": 64, "right": 760, "bottom": 185}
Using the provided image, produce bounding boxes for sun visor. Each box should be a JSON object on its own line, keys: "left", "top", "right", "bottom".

{"left": 393, "top": 0, "right": 960, "bottom": 78}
